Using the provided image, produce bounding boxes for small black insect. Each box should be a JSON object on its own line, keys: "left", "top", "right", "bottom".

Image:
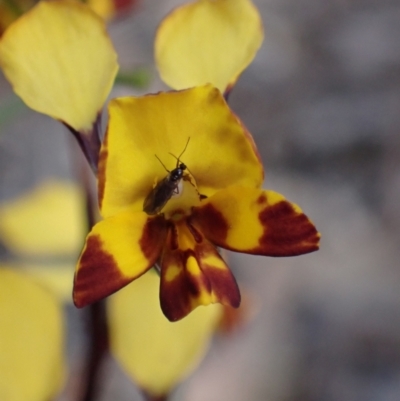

{"left": 143, "top": 139, "right": 190, "bottom": 215}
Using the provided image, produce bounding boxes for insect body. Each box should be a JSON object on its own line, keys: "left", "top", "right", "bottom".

{"left": 143, "top": 162, "right": 187, "bottom": 215}
{"left": 143, "top": 139, "right": 190, "bottom": 215}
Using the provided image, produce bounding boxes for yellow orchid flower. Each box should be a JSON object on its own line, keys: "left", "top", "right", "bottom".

{"left": 155, "top": 0, "right": 264, "bottom": 94}
{"left": 73, "top": 85, "right": 320, "bottom": 321}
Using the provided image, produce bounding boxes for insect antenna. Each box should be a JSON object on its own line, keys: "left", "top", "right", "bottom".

{"left": 154, "top": 154, "right": 170, "bottom": 173}
{"left": 168, "top": 137, "right": 191, "bottom": 166}
{"left": 177, "top": 137, "right": 190, "bottom": 161}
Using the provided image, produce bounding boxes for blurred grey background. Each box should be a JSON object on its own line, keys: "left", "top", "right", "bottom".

{"left": 1, "top": 0, "right": 400, "bottom": 400}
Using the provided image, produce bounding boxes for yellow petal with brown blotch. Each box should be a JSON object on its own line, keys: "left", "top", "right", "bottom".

{"left": 155, "top": 0, "right": 263, "bottom": 93}
{"left": 160, "top": 219, "right": 240, "bottom": 321}
{"left": 0, "top": 0, "right": 118, "bottom": 131}
{"left": 191, "top": 186, "right": 320, "bottom": 256}
{"left": 73, "top": 211, "right": 167, "bottom": 307}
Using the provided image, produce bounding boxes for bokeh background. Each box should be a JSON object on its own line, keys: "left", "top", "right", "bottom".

{"left": 1, "top": 0, "right": 400, "bottom": 400}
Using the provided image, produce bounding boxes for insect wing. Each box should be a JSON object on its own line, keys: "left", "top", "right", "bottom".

{"left": 143, "top": 176, "right": 177, "bottom": 215}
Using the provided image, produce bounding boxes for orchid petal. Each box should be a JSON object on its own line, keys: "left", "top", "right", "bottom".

{"left": 0, "top": 268, "right": 64, "bottom": 401}
{"left": 73, "top": 211, "right": 167, "bottom": 307}
{"left": 192, "top": 186, "right": 320, "bottom": 256}
{"left": 0, "top": 0, "right": 118, "bottom": 131}
{"left": 0, "top": 180, "right": 85, "bottom": 258}
{"left": 160, "top": 220, "right": 240, "bottom": 321}
{"left": 155, "top": 0, "right": 263, "bottom": 93}
{"left": 99, "top": 85, "right": 263, "bottom": 218}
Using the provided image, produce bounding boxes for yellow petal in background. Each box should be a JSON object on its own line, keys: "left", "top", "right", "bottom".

{"left": 0, "top": 268, "right": 65, "bottom": 401}
{"left": 21, "top": 263, "right": 75, "bottom": 303}
{"left": 0, "top": 180, "right": 86, "bottom": 258}
{"left": 109, "top": 270, "right": 223, "bottom": 397}
{"left": 155, "top": 0, "right": 263, "bottom": 93}
{"left": 0, "top": 0, "right": 118, "bottom": 131}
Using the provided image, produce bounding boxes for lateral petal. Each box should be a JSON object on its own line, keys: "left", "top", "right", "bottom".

{"left": 155, "top": 0, "right": 263, "bottom": 93}
{"left": 99, "top": 86, "right": 263, "bottom": 218}
{"left": 0, "top": 0, "right": 118, "bottom": 131}
{"left": 160, "top": 220, "right": 240, "bottom": 321}
{"left": 191, "top": 186, "right": 320, "bottom": 257}
{"left": 73, "top": 211, "right": 166, "bottom": 307}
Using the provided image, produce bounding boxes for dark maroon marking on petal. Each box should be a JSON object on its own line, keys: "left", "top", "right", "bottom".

{"left": 195, "top": 242, "right": 241, "bottom": 308}
{"left": 202, "top": 264, "right": 241, "bottom": 308}
{"left": 160, "top": 238, "right": 243, "bottom": 321}
{"left": 251, "top": 201, "right": 320, "bottom": 256}
{"left": 73, "top": 235, "right": 132, "bottom": 308}
{"left": 97, "top": 128, "right": 109, "bottom": 210}
{"left": 257, "top": 193, "right": 267, "bottom": 205}
{"left": 191, "top": 203, "right": 229, "bottom": 243}
{"left": 166, "top": 222, "right": 179, "bottom": 251}
{"left": 160, "top": 248, "right": 203, "bottom": 321}
{"left": 139, "top": 215, "right": 167, "bottom": 261}
{"left": 186, "top": 219, "right": 204, "bottom": 243}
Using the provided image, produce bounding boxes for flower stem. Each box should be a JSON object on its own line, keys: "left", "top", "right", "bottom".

{"left": 142, "top": 391, "right": 169, "bottom": 401}
{"left": 81, "top": 300, "right": 109, "bottom": 401}
{"left": 75, "top": 148, "right": 109, "bottom": 401}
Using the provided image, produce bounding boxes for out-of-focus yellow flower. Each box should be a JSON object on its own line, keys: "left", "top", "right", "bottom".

{"left": 73, "top": 85, "right": 320, "bottom": 321}
{"left": 0, "top": 180, "right": 86, "bottom": 258}
{"left": 0, "top": 267, "right": 65, "bottom": 401}
{"left": 0, "top": 0, "right": 118, "bottom": 132}
{"left": 155, "top": 0, "right": 263, "bottom": 94}
{"left": 109, "top": 270, "right": 223, "bottom": 398}
{"left": 0, "top": 180, "right": 86, "bottom": 302}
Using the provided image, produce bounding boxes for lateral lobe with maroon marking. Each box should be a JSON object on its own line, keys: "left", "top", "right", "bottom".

{"left": 252, "top": 201, "right": 320, "bottom": 256}
{"left": 191, "top": 197, "right": 319, "bottom": 257}
{"left": 73, "top": 235, "right": 132, "bottom": 308}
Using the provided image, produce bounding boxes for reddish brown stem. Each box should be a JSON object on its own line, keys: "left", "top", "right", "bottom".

{"left": 81, "top": 301, "right": 109, "bottom": 401}
{"left": 142, "top": 391, "right": 169, "bottom": 401}
{"left": 73, "top": 138, "right": 109, "bottom": 401}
